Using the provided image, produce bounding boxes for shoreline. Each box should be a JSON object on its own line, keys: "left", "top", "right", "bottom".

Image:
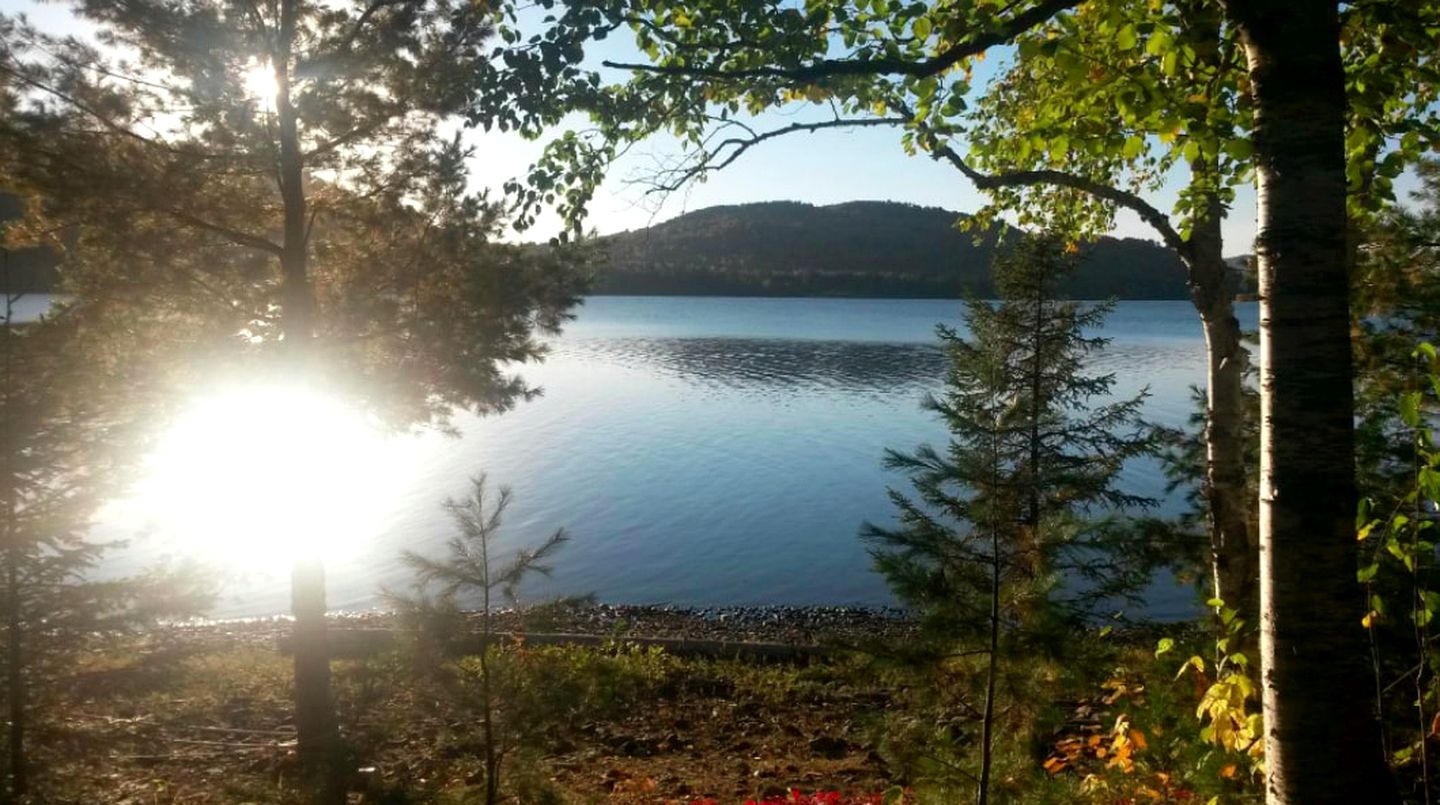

{"left": 162, "top": 603, "right": 918, "bottom": 649}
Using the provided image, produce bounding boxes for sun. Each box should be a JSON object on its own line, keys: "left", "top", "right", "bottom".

{"left": 129, "top": 382, "right": 409, "bottom": 573}
{"left": 242, "top": 60, "right": 278, "bottom": 112}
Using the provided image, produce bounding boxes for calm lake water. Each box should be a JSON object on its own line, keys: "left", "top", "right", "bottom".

{"left": 94, "top": 296, "right": 1259, "bottom": 620}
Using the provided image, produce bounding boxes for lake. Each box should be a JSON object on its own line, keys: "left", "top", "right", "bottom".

{"left": 93, "top": 296, "right": 1259, "bottom": 620}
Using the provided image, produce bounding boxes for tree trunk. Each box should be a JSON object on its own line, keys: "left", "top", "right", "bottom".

{"left": 291, "top": 560, "right": 340, "bottom": 802}
{"left": 975, "top": 526, "right": 1000, "bottom": 805}
{"left": 1180, "top": 0, "right": 1257, "bottom": 645}
{"left": 1187, "top": 189, "right": 1257, "bottom": 638}
{"left": 1224, "top": 1, "right": 1394, "bottom": 801}
{"left": 5, "top": 557, "right": 22, "bottom": 801}
{"left": 480, "top": 541, "right": 499, "bottom": 805}
{"left": 274, "top": 2, "right": 338, "bottom": 801}
{"left": 1, "top": 259, "right": 23, "bottom": 801}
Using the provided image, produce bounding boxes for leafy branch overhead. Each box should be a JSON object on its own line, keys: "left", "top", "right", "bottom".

{"left": 493, "top": 0, "right": 1438, "bottom": 247}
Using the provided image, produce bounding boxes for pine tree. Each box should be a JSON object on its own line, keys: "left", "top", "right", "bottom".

{"left": 394, "top": 475, "right": 570, "bottom": 805}
{"left": 0, "top": 254, "right": 214, "bottom": 798}
{"left": 863, "top": 232, "right": 1158, "bottom": 805}
{"left": 0, "top": 4, "right": 585, "bottom": 798}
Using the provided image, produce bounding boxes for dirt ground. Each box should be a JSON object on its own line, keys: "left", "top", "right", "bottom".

{"left": 29, "top": 612, "right": 906, "bottom": 804}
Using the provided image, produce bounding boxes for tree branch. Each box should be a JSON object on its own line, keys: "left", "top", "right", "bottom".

{"left": 914, "top": 127, "right": 1191, "bottom": 261}
{"left": 603, "top": 0, "right": 1081, "bottom": 82}
{"left": 331, "top": 0, "right": 412, "bottom": 56}
{"left": 169, "top": 210, "right": 283, "bottom": 255}
{"left": 647, "top": 116, "right": 908, "bottom": 193}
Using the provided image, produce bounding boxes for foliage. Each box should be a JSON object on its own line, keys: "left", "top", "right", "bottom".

{"left": 0, "top": 270, "right": 215, "bottom": 797}
{"left": 962, "top": 0, "right": 1248, "bottom": 244}
{"left": 1166, "top": 602, "right": 1263, "bottom": 778}
{"left": 0, "top": 1, "right": 587, "bottom": 430}
{"left": 1354, "top": 161, "right": 1440, "bottom": 499}
{"left": 863, "top": 233, "right": 1159, "bottom": 801}
{"left": 1356, "top": 341, "right": 1440, "bottom": 800}
{"left": 1038, "top": 638, "right": 1261, "bottom": 804}
{"left": 391, "top": 474, "right": 573, "bottom": 805}
{"left": 865, "top": 232, "right": 1159, "bottom": 640}
{"left": 686, "top": 791, "right": 906, "bottom": 805}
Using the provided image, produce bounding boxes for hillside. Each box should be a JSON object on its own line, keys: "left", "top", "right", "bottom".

{"left": 592, "top": 200, "right": 1197, "bottom": 299}
{"left": 0, "top": 194, "right": 60, "bottom": 293}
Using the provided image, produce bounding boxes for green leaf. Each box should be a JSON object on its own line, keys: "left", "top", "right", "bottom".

{"left": 1145, "top": 31, "right": 1170, "bottom": 57}
{"left": 1156, "top": 636, "right": 1176, "bottom": 657}
{"left": 912, "top": 16, "right": 931, "bottom": 40}
{"left": 1401, "top": 391, "right": 1423, "bottom": 428}
{"left": 1116, "top": 24, "right": 1137, "bottom": 51}
{"left": 1358, "top": 563, "right": 1379, "bottom": 583}
{"left": 1161, "top": 50, "right": 1178, "bottom": 77}
{"left": 1123, "top": 135, "right": 1144, "bottom": 160}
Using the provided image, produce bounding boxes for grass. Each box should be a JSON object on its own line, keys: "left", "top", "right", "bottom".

{"left": 14, "top": 626, "right": 1262, "bottom": 803}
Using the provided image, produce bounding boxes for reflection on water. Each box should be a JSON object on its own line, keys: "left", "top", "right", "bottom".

{"left": 564, "top": 337, "right": 948, "bottom": 396}
{"left": 561, "top": 335, "right": 1209, "bottom": 425}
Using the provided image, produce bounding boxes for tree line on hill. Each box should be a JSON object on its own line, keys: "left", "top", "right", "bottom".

{"left": 1, "top": 193, "right": 1232, "bottom": 301}
{"left": 591, "top": 200, "right": 1230, "bottom": 299}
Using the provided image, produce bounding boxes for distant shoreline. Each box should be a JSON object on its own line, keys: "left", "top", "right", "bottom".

{"left": 583, "top": 291, "right": 1257, "bottom": 303}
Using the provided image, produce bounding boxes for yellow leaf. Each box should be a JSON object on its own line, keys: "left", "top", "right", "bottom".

{"left": 1129, "top": 729, "right": 1148, "bottom": 750}
{"left": 1358, "top": 521, "right": 1375, "bottom": 541}
{"left": 1363, "top": 611, "right": 1377, "bottom": 628}
{"left": 1220, "top": 762, "right": 1238, "bottom": 779}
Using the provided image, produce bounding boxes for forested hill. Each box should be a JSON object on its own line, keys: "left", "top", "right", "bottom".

{"left": 592, "top": 200, "right": 1199, "bottom": 299}
{"left": 0, "top": 194, "right": 59, "bottom": 293}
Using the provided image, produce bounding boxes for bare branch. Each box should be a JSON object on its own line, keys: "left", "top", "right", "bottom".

{"left": 648, "top": 116, "right": 908, "bottom": 193}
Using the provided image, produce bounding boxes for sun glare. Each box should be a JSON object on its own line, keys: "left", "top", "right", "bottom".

{"left": 242, "top": 60, "right": 278, "bottom": 112}
{"left": 131, "top": 383, "right": 405, "bottom": 573}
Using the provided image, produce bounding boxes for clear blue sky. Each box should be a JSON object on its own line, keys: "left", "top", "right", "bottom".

{"left": 0, "top": 0, "right": 1289, "bottom": 253}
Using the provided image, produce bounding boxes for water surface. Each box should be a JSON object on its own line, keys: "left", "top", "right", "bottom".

{"left": 99, "top": 296, "right": 1258, "bottom": 619}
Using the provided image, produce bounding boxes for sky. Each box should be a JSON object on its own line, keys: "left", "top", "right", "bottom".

{"left": 0, "top": 0, "right": 1269, "bottom": 252}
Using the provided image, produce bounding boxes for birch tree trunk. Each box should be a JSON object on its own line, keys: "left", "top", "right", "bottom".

{"left": 1180, "top": 0, "right": 1256, "bottom": 640}
{"left": 1187, "top": 189, "right": 1256, "bottom": 633}
{"left": 1224, "top": 1, "right": 1394, "bottom": 801}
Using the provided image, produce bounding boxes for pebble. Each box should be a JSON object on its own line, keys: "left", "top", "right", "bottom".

{"left": 159, "top": 603, "right": 917, "bottom": 647}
